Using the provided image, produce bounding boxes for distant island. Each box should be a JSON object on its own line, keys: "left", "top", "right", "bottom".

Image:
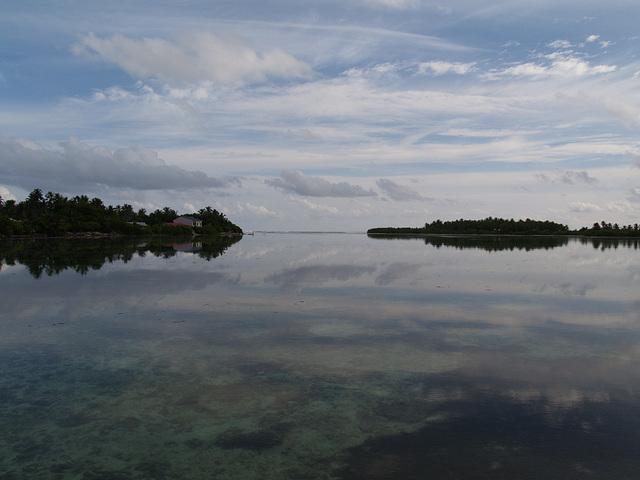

{"left": 368, "top": 217, "right": 640, "bottom": 237}
{"left": 0, "top": 188, "right": 242, "bottom": 237}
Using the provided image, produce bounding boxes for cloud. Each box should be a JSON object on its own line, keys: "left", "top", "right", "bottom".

{"left": 560, "top": 171, "right": 598, "bottom": 185}
{"left": 362, "top": 0, "right": 420, "bottom": 9}
{"left": 266, "top": 170, "right": 377, "bottom": 197}
{"left": 376, "top": 178, "right": 430, "bottom": 201}
{"left": 584, "top": 36, "right": 613, "bottom": 48}
{"left": 73, "top": 32, "right": 312, "bottom": 85}
{"left": 568, "top": 199, "right": 635, "bottom": 215}
{"left": 496, "top": 58, "right": 615, "bottom": 79}
{"left": 535, "top": 170, "right": 598, "bottom": 185}
{"left": 0, "top": 186, "right": 15, "bottom": 202}
{"left": 629, "top": 187, "right": 640, "bottom": 203}
{"left": 568, "top": 202, "right": 603, "bottom": 213}
{"left": 375, "top": 262, "right": 422, "bottom": 285}
{"left": 417, "top": 61, "right": 476, "bottom": 76}
{"left": 484, "top": 49, "right": 616, "bottom": 80}
{"left": 630, "top": 152, "right": 640, "bottom": 168}
{"left": 0, "top": 135, "right": 238, "bottom": 192}
{"left": 237, "top": 202, "right": 276, "bottom": 217}
{"left": 559, "top": 92, "right": 640, "bottom": 128}
{"left": 547, "top": 40, "right": 573, "bottom": 49}
{"left": 604, "top": 201, "right": 634, "bottom": 212}
{"left": 295, "top": 198, "right": 341, "bottom": 215}
{"left": 265, "top": 264, "right": 377, "bottom": 292}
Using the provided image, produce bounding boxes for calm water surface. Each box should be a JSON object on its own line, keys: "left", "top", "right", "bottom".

{"left": 1, "top": 234, "right": 639, "bottom": 479}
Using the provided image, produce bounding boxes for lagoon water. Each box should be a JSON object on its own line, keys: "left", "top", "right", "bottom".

{"left": 1, "top": 233, "right": 640, "bottom": 479}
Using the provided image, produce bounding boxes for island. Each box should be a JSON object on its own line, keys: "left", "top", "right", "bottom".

{"left": 368, "top": 217, "right": 640, "bottom": 237}
{"left": 0, "top": 188, "right": 243, "bottom": 237}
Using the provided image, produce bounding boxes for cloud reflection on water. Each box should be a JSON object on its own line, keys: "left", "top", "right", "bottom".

{"left": 1, "top": 234, "right": 640, "bottom": 478}
{"left": 265, "top": 264, "right": 377, "bottom": 292}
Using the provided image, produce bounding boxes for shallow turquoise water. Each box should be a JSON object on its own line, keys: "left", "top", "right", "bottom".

{"left": 1, "top": 234, "right": 639, "bottom": 479}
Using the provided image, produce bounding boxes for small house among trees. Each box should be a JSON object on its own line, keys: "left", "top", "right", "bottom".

{"left": 173, "top": 216, "right": 203, "bottom": 228}
{"left": 0, "top": 189, "right": 242, "bottom": 236}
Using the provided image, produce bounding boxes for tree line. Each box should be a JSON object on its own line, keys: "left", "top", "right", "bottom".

{"left": 0, "top": 188, "right": 242, "bottom": 237}
{"left": 368, "top": 216, "right": 640, "bottom": 237}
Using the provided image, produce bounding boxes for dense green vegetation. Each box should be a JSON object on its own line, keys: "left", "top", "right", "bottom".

{"left": 368, "top": 217, "right": 640, "bottom": 237}
{"left": 0, "top": 188, "right": 242, "bottom": 237}
{"left": 576, "top": 221, "right": 640, "bottom": 237}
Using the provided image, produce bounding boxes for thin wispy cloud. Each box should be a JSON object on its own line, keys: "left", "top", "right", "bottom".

{"left": 557, "top": 92, "right": 640, "bottom": 129}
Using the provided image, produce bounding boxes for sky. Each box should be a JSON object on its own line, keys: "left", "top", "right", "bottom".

{"left": 1, "top": 0, "right": 640, "bottom": 232}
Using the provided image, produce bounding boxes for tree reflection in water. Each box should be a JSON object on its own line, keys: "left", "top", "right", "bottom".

{"left": 0, "top": 236, "right": 241, "bottom": 278}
